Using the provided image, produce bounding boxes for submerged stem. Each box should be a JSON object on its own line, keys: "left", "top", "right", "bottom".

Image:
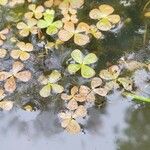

{"left": 123, "top": 92, "right": 150, "bottom": 103}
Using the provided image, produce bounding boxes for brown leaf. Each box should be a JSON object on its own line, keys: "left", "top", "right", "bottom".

{"left": 4, "top": 76, "right": 16, "bottom": 93}
{"left": 15, "top": 71, "right": 32, "bottom": 82}
{"left": 66, "top": 119, "right": 81, "bottom": 134}
{"left": 0, "top": 100, "right": 13, "bottom": 111}
{"left": 67, "top": 99, "right": 78, "bottom": 111}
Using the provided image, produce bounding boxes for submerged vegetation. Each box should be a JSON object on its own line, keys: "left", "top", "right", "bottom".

{"left": 0, "top": 0, "right": 149, "bottom": 134}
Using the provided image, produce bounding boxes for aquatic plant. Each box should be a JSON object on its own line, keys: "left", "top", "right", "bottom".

{"left": 0, "top": 0, "right": 8, "bottom": 6}
{"left": 0, "top": 61, "right": 32, "bottom": 93}
{"left": 10, "top": 42, "right": 33, "bottom": 61}
{"left": 58, "top": 22, "right": 90, "bottom": 46}
{"left": 68, "top": 49, "right": 98, "bottom": 78}
{"left": 37, "top": 9, "right": 63, "bottom": 35}
{"left": 0, "top": 28, "right": 9, "bottom": 46}
{"left": 17, "top": 19, "right": 38, "bottom": 37}
{"left": 39, "top": 70, "right": 64, "bottom": 97}
{"left": 89, "top": 4, "right": 121, "bottom": 31}
{"left": 25, "top": 4, "right": 45, "bottom": 19}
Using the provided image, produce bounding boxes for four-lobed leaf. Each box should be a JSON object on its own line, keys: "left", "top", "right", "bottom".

{"left": 68, "top": 49, "right": 98, "bottom": 78}
{"left": 37, "top": 9, "right": 63, "bottom": 35}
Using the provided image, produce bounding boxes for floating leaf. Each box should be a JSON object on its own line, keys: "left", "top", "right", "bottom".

{"left": 44, "top": 0, "right": 61, "bottom": 8}
{"left": 17, "top": 19, "right": 38, "bottom": 37}
{"left": 83, "top": 53, "right": 98, "bottom": 65}
{"left": 99, "top": 65, "right": 120, "bottom": 80}
{"left": 118, "top": 77, "right": 133, "bottom": 91}
{"left": 0, "top": 28, "right": 9, "bottom": 46}
{"left": 58, "top": 22, "right": 90, "bottom": 46}
{"left": 89, "top": 25, "right": 102, "bottom": 39}
{"left": 25, "top": 4, "right": 44, "bottom": 19}
{"left": 39, "top": 70, "right": 63, "bottom": 97}
{"left": 4, "top": 76, "right": 16, "bottom": 93}
{"left": 68, "top": 64, "right": 81, "bottom": 74}
{"left": 37, "top": 9, "right": 63, "bottom": 35}
{"left": 91, "top": 77, "right": 103, "bottom": 89}
{"left": 40, "top": 84, "right": 51, "bottom": 97}
{"left": 73, "top": 105, "right": 87, "bottom": 118}
{"left": 67, "top": 99, "right": 78, "bottom": 110}
{"left": 65, "top": 119, "right": 81, "bottom": 134}
{"left": 0, "top": 0, "right": 8, "bottom": 5}
{"left": 0, "top": 61, "right": 31, "bottom": 93}
{"left": 11, "top": 42, "right": 33, "bottom": 61}
{"left": 81, "top": 65, "right": 96, "bottom": 78}
{"left": 61, "top": 86, "right": 78, "bottom": 101}
{"left": 51, "top": 84, "right": 64, "bottom": 93}
{"left": 59, "top": 0, "right": 84, "bottom": 15}
{"left": 62, "top": 13, "right": 78, "bottom": 24}
{"left": 0, "top": 89, "right": 6, "bottom": 100}
{"left": 144, "top": 12, "right": 150, "bottom": 18}
{"left": 0, "top": 100, "right": 13, "bottom": 111}
{"left": 89, "top": 4, "right": 121, "bottom": 31}
{"left": 0, "top": 48, "right": 7, "bottom": 58}
{"left": 68, "top": 50, "right": 97, "bottom": 78}
{"left": 71, "top": 49, "right": 83, "bottom": 63}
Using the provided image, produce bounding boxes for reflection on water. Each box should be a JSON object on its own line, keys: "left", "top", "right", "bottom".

{"left": 0, "top": 91, "right": 131, "bottom": 150}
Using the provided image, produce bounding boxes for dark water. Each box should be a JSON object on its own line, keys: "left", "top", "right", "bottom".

{"left": 0, "top": 0, "right": 150, "bottom": 150}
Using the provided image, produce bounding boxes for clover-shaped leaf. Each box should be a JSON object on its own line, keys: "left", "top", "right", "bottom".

{"left": 89, "top": 4, "right": 121, "bottom": 31}
{"left": 44, "top": 0, "right": 61, "bottom": 8}
{"left": 0, "top": 0, "right": 8, "bottom": 5}
{"left": 89, "top": 25, "right": 102, "bottom": 39}
{"left": 0, "top": 28, "right": 9, "bottom": 46}
{"left": 59, "top": 111, "right": 81, "bottom": 134}
{"left": 37, "top": 9, "right": 63, "bottom": 35}
{"left": 68, "top": 49, "right": 98, "bottom": 78}
{"left": 17, "top": 18, "right": 38, "bottom": 37}
{"left": 39, "top": 70, "right": 64, "bottom": 97}
{"left": 58, "top": 21, "right": 90, "bottom": 46}
{"left": 59, "top": 0, "right": 84, "bottom": 15}
{"left": 10, "top": 42, "right": 33, "bottom": 61}
{"left": 99, "top": 65, "right": 120, "bottom": 80}
{"left": 117, "top": 77, "right": 133, "bottom": 91}
{"left": 0, "top": 48, "right": 7, "bottom": 58}
{"left": 45, "top": 39, "right": 64, "bottom": 50}
{"left": 0, "top": 61, "right": 32, "bottom": 93}
{"left": 62, "top": 13, "right": 78, "bottom": 24}
{"left": 25, "top": 4, "right": 44, "bottom": 19}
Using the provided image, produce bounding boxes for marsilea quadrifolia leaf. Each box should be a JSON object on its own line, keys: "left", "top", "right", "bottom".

{"left": 68, "top": 49, "right": 98, "bottom": 78}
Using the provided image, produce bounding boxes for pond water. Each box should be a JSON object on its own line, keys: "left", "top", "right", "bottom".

{"left": 0, "top": 0, "right": 150, "bottom": 150}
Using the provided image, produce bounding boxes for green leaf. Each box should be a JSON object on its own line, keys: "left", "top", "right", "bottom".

{"left": 37, "top": 20, "right": 49, "bottom": 28}
{"left": 68, "top": 64, "right": 81, "bottom": 74}
{"left": 46, "top": 25, "right": 58, "bottom": 35}
{"left": 53, "top": 21, "right": 63, "bottom": 28}
{"left": 48, "top": 70, "right": 61, "bottom": 83}
{"left": 123, "top": 92, "right": 150, "bottom": 103}
{"left": 43, "top": 9, "right": 54, "bottom": 23}
{"left": 118, "top": 77, "right": 133, "bottom": 91}
{"left": 40, "top": 84, "right": 51, "bottom": 97}
{"left": 0, "top": 0, "right": 7, "bottom": 5}
{"left": 71, "top": 49, "right": 83, "bottom": 64}
{"left": 51, "top": 84, "right": 64, "bottom": 93}
{"left": 81, "top": 65, "right": 95, "bottom": 78}
{"left": 83, "top": 53, "right": 98, "bottom": 64}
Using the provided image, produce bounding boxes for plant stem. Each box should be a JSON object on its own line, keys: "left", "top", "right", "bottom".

{"left": 123, "top": 92, "right": 150, "bottom": 103}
